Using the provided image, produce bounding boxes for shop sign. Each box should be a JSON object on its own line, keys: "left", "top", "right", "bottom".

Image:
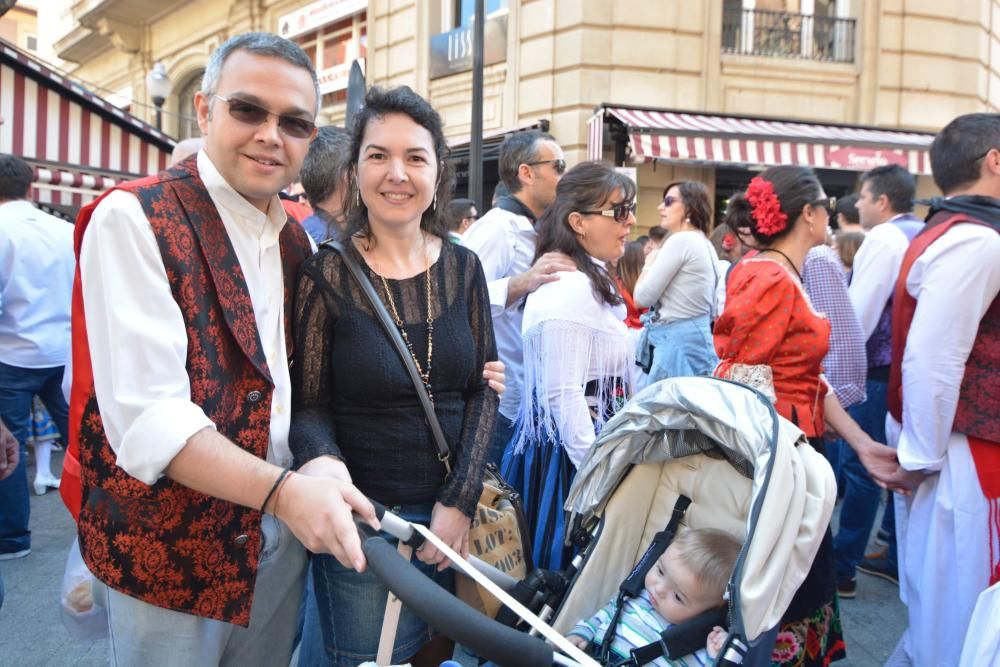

{"left": 429, "top": 13, "right": 508, "bottom": 80}
{"left": 318, "top": 59, "right": 364, "bottom": 94}
{"left": 826, "top": 146, "right": 908, "bottom": 171}
{"left": 279, "top": 0, "right": 367, "bottom": 40}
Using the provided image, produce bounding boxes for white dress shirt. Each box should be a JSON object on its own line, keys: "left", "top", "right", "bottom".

{"left": 849, "top": 217, "right": 911, "bottom": 340}
{"left": 79, "top": 150, "right": 293, "bottom": 485}
{"left": 0, "top": 200, "right": 75, "bottom": 368}
{"left": 461, "top": 205, "right": 540, "bottom": 420}
{"left": 885, "top": 223, "right": 1000, "bottom": 667}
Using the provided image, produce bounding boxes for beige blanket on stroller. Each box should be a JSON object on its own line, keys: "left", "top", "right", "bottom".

{"left": 555, "top": 376, "right": 836, "bottom": 643}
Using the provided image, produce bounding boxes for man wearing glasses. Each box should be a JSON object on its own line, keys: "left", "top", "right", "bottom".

{"left": 462, "top": 130, "right": 575, "bottom": 465}
{"left": 68, "top": 33, "right": 376, "bottom": 665}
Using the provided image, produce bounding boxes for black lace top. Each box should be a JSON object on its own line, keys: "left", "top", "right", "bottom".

{"left": 289, "top": 240, "right": 498, "bottom": 517}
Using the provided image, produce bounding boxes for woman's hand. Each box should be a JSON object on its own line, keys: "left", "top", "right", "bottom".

{"left": 417, "top": 502, "right": 471, "bottom": 571}
{"left": 851, "top": 437, "right": 925, "bottom": 494}
{"left": 483, "top": 360, "right": 506, "bottom": 396}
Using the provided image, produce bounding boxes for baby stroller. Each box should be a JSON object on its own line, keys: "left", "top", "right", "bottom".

{"left": 357, "top": 376, "right": 836, "bottom": 667}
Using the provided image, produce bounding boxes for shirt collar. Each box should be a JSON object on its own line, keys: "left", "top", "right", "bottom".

{"left": 0, "top": 200, "right": 40, "bottom": 215}
{"left": 197, "top": 150, "right": 287, "bottom": 237}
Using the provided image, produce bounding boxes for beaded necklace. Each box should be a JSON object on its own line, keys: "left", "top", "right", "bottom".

{"left": 369, "top": 234, "right": 435, "bottom": 402}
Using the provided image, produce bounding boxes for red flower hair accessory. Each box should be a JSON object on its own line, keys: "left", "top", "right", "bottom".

{"left": 721, "top": 233, "right": 737, "bottom": 251}
{"left": 745, "top": 176, "right": 788, "bottom": 236}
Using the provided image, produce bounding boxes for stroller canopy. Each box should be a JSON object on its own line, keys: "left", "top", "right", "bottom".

{"left": 563, "top": 376, "right": 836, "bottom": 642}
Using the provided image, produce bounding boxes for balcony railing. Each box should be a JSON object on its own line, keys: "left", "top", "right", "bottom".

{"left": 722, "top": 8, "right": 856, "bottom": 64}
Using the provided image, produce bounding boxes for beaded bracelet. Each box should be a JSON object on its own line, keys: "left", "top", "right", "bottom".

{"left": 261, "top": 466, "right": 291, "bottom": 513}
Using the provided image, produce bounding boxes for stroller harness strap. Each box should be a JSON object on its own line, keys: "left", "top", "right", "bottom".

{"left": 598, "top": 495, "right": 692, "bottom": 664}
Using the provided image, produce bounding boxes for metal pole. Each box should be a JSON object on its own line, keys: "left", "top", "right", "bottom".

{"left": 469, "top": 0, "right": 485, "bottom": 210}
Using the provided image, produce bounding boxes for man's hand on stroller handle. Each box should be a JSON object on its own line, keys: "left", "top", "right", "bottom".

{"left": 418, "top": 503, "right": 472, "bottom": 571}
{"left": 275, "top": 456, "right": 379, "bottom": 573}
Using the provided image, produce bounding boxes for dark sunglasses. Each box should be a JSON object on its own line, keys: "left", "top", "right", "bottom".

{"left": 213, "top": 94, "right": 316, "bottom": 139}
{"left": 811, "top": 195, "right": 837, "bottom": 212}
{"left": 525, "top": 158, "right": 567, "bottom": 175}
{"left": 662, "top": 194, "right": 681, "bottom": 207}
{"left": 580, "top": 201, "right": 637, "bottom": 224}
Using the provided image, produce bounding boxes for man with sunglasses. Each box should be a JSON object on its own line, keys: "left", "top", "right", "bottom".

{"left": 67, "top": 33, "right": 376, "bottom": 665}
{"left": 462, "top": 129, "right": 574, "bottom": 464}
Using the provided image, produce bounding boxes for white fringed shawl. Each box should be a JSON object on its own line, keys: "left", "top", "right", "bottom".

{"left": 514, "top": 263, "right": 634, "bottom": 467}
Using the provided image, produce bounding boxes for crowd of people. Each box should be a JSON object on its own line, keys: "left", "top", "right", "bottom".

{"left": 0, "top": 29, "right": 997, "bottom": 667}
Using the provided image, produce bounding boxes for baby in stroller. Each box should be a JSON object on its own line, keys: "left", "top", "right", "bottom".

{"left": 567, "top": 527, "right": 742, "bottom": 665}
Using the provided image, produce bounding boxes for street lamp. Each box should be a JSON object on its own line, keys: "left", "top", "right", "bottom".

{"left": 146, "top": 61, "right": 173, "bottom": 131}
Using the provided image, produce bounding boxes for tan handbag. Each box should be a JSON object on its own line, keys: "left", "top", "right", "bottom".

{"left": 328, "top": 240, "right": 533, "bottom": 618}
{"left": 457, "top": 464, "right": 533, "bottom": 617}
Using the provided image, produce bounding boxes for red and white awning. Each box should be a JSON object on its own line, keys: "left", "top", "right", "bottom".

{"left": 1, "top": 40, "right": 174, "bottom": 211}
{"left": 593, "top": 106, "right": 935, "bottom": 175}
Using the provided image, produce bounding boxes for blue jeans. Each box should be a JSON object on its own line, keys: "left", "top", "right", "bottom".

{"left": 0, "top": 362, "right": 69, "bottom": 554}
{"left": 310, "top": 503, "right": 455, "bottom": 667}
{"left": 637, "top": 314, "right": 718, "bottom": 388}
{"left": 833, "top": 378, "right": 897, "bottom": 577}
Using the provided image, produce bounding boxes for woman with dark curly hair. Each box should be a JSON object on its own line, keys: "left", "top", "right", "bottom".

{"left": 634, "top": 181, "right": 720, "bottom": 385}
{"left": 714, "top": 165, "right": 904, "bottom": 667}
{"left": 502, "top": 161, "right": 636, "bottom": 571}
{"left": 290, "top": 86, "right": 498, "bottom": 666}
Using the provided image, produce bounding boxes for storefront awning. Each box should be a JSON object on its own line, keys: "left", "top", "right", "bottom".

{"left": 0, "top": 39, "right": 175, "bottom": 215}
{"left": 590, "top": 105, "right": 935, "bottom": 175}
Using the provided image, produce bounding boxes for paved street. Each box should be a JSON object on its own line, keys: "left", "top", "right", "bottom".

{"left": 0, "top": 451, "right": 906, "bottom": 666}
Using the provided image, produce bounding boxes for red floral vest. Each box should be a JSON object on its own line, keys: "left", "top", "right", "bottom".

{"left": 66, "top": 156, "right": 311, "bottom": 625}
{"left": 888, "top": 211, "right": 1000, "bottom": 442}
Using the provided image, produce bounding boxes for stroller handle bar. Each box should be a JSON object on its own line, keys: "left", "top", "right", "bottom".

{"left": 357, "top": 504, "right": 599, "bottom": 667}
{"left": 369, "top": 498, "right": 521, "bottom": 592}
{"left": 358, "top": 521, "right": 556, "bottom": 667}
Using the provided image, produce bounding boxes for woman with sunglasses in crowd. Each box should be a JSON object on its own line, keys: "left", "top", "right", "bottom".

{"left": 289, "top": 86, "right": 498, "bottom": 666}
{"left": 633, "top": 181, "right": 720, "bottom": 387}
{"left": 715, "top": 166, "right": 905, "bottom": 667}
{"left": 501, "top": 161, "right": 636, "bottom": 571}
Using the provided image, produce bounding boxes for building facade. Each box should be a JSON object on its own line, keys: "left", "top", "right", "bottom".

{"left": 44, "top": 0, "right": 1000, "bottom": 229}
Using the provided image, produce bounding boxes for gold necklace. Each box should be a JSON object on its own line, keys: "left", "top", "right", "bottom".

{"left": 371, "top": 234, "right": 435, "bottom": 402}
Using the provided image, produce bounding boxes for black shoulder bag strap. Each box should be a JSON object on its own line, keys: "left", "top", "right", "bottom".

{"left": 324, "top": 240, "right": 452, "bottom": 474}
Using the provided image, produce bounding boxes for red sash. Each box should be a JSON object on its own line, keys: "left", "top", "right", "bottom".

{"left": 888, "top": 214, "right": 1000, "bottom": 585}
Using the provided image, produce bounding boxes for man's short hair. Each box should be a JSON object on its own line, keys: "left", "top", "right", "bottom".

{"left": 0, "top": 155, "right": 35, "bottom": 201}
{"left": 930, "top": 113, "right": 1000, "bottom": 195}
{"left": 859, "top": 165, "right": 915, "bottom": 214}
{"left": 491, "top": 180, "right": 509, "bottom": 206}
{"left": 648, "top": 226, "right": 667, "bottom": 242}
{"left": 445, "top": 198, "right": 475, "bottom": 231}
{"left": 498, "top": 129, "right": 557, "bottom": 194}
{"left": 835, "top": 192, "right": 860, "bottom": 225}
{"left": 300, "top": 126, "right": 351, "bottom": 207}
{"left": 201, "top": 32, "right": 320, "bottom": 115}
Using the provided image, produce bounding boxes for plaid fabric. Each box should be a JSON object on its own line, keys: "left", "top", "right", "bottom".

{"left": 803, "top": 246, "right": 867, "bottom": 408}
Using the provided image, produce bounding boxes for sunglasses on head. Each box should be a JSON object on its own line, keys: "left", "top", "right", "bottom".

{"left": 580, "top": 201, "right": 637, "bottom": 224}
{"left": 525, "top": 158, "right": 567, "bottom": 175}
{"left": 213, "top": 94, "right": 316, "bottom": 139}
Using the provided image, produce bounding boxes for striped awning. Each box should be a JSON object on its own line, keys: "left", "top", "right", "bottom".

{"left": 0, "top": 39, "right": 174, "bottom": 211}
{"left": 595, "top": 106, "right": 934, "bottom": 175}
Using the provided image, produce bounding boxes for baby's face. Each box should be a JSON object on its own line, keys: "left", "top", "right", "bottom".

{"left": 644, "top": 544, "right": 720, "bottom": 625}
